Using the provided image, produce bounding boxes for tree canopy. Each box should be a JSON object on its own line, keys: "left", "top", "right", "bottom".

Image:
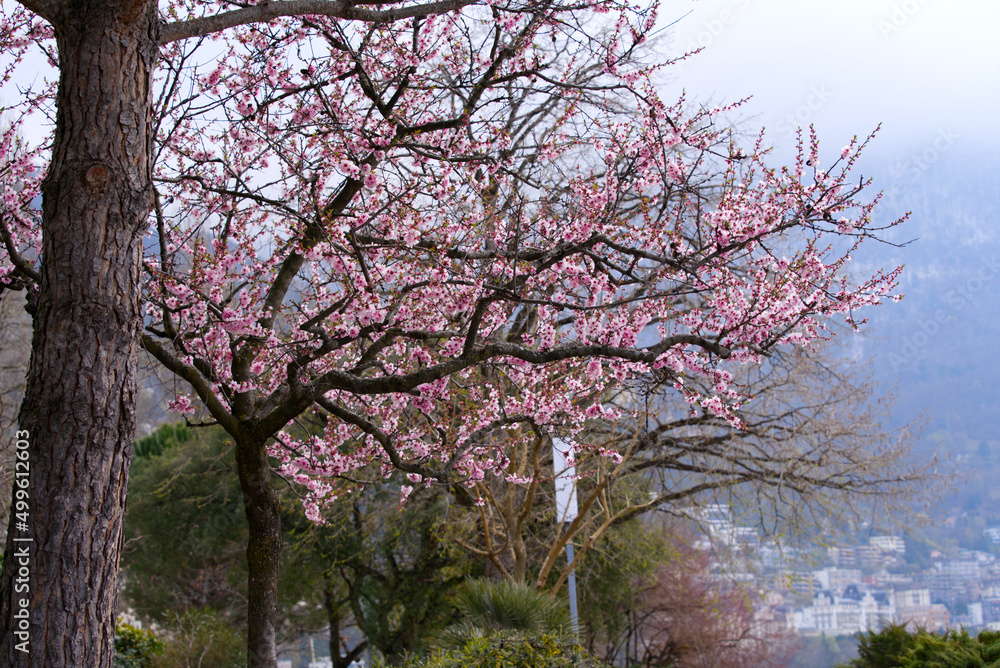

{"left": 0, "top": 0, "right": 906, "bottom": 665}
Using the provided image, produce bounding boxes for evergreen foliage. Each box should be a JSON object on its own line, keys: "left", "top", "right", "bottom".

{"left": 379, "top": 631, "right": 609, "bottom": 668}
{"left": 113, "top": 621, "right": 163, "bottom": 668}
{"left": 434, "top": 578, "right": 573, "bottom": 650}
{"left": 134, "top": 423, "right": 191, "bottom": 459}
{"left": 843, "top": 625, "right": 1000, "bottom": 668}
{"left": 123, "top": 425, "right": 328, "bottom": 640}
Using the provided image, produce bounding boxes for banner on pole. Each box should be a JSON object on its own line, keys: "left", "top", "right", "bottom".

{"left": 552, "top": 438, "right": 578, "bottom": 523}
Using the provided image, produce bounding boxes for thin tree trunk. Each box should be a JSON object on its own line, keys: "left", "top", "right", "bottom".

{"left": 235, "top": 437, "right": 283, "bottom": 668}
{"left": 0, "top": 1, "right": 158, "bottom": 666}
{"left": 325, "top": 582, "right": 344, "bottom": 668}
{"left": 325, "top": 578, "right": 366, "bottom": 668}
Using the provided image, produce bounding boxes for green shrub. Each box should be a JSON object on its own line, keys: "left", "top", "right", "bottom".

{"left": 434, "top": 578, "right": 573, "bottom": 649}
{"left": 377, "top": 631, "right": 610, "bottom": 668}
{"left": 846, "top": 623, "right": 917, "bottom": 668}
{"left": 134, "top": 422, "right": 191, "bottom": 459}
{"left": 843, "top": 625, "right": 1000, "bottom": 668}
{"left": 151, "top": 608, "right": 245, "bottom": 668}
{"left": 114, "top": 620, "right": 163, "bottom": 668}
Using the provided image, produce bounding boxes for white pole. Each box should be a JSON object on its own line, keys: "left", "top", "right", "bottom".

{"left": 564, "top": 525, "right": 579, "bottom": 633}
{"left": 553, "top": 439, "right": 579, "bottom": 634}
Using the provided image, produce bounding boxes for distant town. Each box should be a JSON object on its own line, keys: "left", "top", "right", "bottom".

{"left": 694, "top": 504, "right": 1000, "bottom": 641}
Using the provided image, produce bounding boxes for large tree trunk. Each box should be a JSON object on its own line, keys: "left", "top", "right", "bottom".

{"left": 0, "top": 1, "right": 158, "bottom": 666}
{"left": 235, "top": 437, "right": 283, "bottom": 668}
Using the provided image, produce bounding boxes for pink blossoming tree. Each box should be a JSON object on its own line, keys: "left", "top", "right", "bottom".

{"left": 0, "top": 0, "right": 901, "bottom": 666}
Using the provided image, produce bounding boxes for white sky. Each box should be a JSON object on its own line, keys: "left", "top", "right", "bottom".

{"left": 9, "top": 1, "right": 999, "bottom": 141}
{"left": 7, "top": 0, "right": 999, "bottom": 162}
{"left": 654, "top": 0, "right": 1000, "bottom": 156}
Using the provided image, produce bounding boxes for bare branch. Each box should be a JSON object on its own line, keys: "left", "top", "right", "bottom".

{"left": 160, "top": 0, "right": 480, "bottom": 45}
{"left": 0, "top": 216, "right": 40, "bottom": 285}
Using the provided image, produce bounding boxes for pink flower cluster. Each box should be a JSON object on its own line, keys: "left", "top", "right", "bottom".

{"left": 0, "top": 1, "right": 904, "bottom": 522}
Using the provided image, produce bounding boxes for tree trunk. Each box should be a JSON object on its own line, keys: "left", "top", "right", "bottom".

{"left": 0, "top": 1, "right": 158, "bottom": 666}
{"left": 325, "top": 578, "right": 367, "bottom": 668}
{"left": 325, "top": 581, "right": 344, "bottom": 668}
{"left": 235, "top": 437, "right": 283, "bottom": 668}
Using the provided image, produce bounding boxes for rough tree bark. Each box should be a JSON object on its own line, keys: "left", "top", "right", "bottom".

{"left": 0, "top": 0, "right": 158, "bottom": 665}
{"left": 235, "top": 436, "right": 283, "bottom": 668}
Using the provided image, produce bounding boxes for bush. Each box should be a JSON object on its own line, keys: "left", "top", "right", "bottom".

{"left": 114, "top": 620, "right": 163, "bottom": 668}
{"left": 843, "top": 624, "right": 1000, "bottom": 668}
{"left": 376, "top": 631, "right": 610, "bottom": 668}
{"left": 151, "top": 608, "right": 245, "bottom": 668}
{"left": 133, "top": 423, "right": 191, "bottom": 459}
{"left": 434, "top": 578, "right": 573, "bottom": 649}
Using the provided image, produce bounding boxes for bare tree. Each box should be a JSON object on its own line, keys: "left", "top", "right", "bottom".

{"left": 613, "top": 522, "right": 799, "bottom": 668}
{"left": 449, "top": 336, "right": 937, "bottom": 596}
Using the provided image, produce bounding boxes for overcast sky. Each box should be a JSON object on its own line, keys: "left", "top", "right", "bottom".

{"left": 654, "top": 0, "right": 1000, "bottom": 158}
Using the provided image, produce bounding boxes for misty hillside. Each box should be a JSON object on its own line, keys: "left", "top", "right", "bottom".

{"left": 851, "top": 148, "right": 1000, "bottom": 447}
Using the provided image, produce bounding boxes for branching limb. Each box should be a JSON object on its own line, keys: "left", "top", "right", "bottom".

{"left": 160, "top": 0, "right": 480, "bottom": 45}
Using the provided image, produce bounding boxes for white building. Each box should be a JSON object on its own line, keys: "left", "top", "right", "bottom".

{"left": 685, "top": 504, "right": 760, "bottom": 552}
{"left": 893, "top": 588, "right": 951, "bottom": 632}
{"left": 813, "top": 568, "right": 863, "bottom": 596}
{"left": 970, "top": 601, "right": 984, "bottom": 626}
{"left": 894, "top": 588, "right": 931, "bottom": 608}
{"left": 869, "top": 535, "right": 906, "bottom": 555}
{"left": 792, "top": 586, "right": 895, "bottom": 636}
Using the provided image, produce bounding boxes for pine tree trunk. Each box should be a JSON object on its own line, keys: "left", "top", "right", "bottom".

{"left": 0, "top": 1, "right": 159, "bottom": 666}
{"left": 235, "top": 437, "right": 283, "bottom": 668}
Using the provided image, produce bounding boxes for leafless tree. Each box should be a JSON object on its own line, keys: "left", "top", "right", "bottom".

{"left": 452, "top": 335, "right": 938, "bottom": 594}
{"left": 606, "top": 521, "right": 799, "bottom": 668}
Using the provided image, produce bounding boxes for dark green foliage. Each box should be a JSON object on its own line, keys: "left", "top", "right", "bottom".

{"left": 899, "top": 629, "right": 1000, "bottom": 668}
{"left": 846, "top": 624, "right": 916, "bottom": 668}
{"left": 294, "top": 484, "right": 479, "bottom": 661}
{"left": 114, "top": 621, "right": 163, "bottom": 668}
{"left": 124, "top": 422, "right": 477, "bottom": 662}
{"left": 134, "top": 422, "right": 191, "bottom": 459}
{"left": 123, "top": 425, "right": 255, "bottom": 621}
{"left": 575, "top": 516, "right": 665, "bottom": 658}
{"left": 434, "top": 578, "right": 572, "bottom": 649}
{"left": 123, "top": 425, "right": 327, "bottom": 639}
{"left": 376, "top": 631, "right": 610, "bottom": 668}
{"left": 843, "top": 625, "right": 1000, "bottom": 668}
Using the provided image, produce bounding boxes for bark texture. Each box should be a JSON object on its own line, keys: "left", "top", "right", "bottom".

{"left": 235, "top": 437, "right": 283, "bottom": 668}
{"left": 0, "top": 0, "right": 158, "bottom": 665}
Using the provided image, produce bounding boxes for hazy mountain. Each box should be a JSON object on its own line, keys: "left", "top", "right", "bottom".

{"left": 851, "top": 148, "right": 1000, "bottom": 446}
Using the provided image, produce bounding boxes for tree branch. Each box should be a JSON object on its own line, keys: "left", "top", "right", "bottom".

{"left": 14, "top": 0, "right": 60, "bottom": 22}
{"left": 314, "top": 395, "right": 448, "bottom": 479}
{"left": 0, "top": 215, "right": 40, "bottom": 285}
{"left": 160, "top": 0, "right": 479, "bottom": 45}
{"left": 141, "top": 333, "right": 241, "bottom": 437}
